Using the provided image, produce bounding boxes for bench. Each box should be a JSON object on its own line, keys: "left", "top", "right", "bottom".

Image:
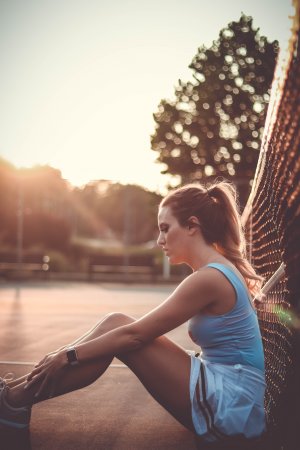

{"left": 88, "top": 263, "right": 156, "bottom": 281}
{"left": 0, "top": 261, "right": 50, "bottom": 279}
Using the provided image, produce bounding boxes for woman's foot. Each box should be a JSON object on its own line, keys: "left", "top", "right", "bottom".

{"left": 0, "top": 378, "right": 31, "bottom": 429}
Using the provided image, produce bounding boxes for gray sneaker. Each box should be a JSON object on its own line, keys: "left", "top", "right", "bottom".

{"left": 0, "top": 378, "right": 31, "bottom": 429}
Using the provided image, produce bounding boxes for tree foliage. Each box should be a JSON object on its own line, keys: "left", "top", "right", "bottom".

{"left": 0, "top": 160, "right": 73, "bottom": 251}
{"left": 0, "top": 159, "right": 161, "bottom": 254}
{"left": 151, "top": 15, "right": 279, "bottom": 206}
{"left": 74, "top": 181, "right": 161, "bottom": 245}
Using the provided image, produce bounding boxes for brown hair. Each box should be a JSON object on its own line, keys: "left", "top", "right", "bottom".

{"left": 160, "top": 180, "right": 263, "bottom": 296}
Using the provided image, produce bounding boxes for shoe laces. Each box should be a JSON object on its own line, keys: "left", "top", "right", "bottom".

{"left": 0, "top": 372, "right": 15, "bottom": 391}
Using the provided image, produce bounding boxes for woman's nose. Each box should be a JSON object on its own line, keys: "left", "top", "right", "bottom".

{"left": 157, "top": 232, "right": 165, "bottom": 247}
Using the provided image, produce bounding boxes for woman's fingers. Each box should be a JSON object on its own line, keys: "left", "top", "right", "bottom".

{"left": 26, "top": 371, "right": 36, "bottom": 382}
{"left": 25, "top": 370, "right": 50, "bottom": 398}
{"left": 27, "top": 365, "right": 42, "bottom": 382}
{"left": 34, "top": 374, "right": 50, "bottom": 399}
{"left": 33, "top": 355, "right": 48, "bottom": 369}
{"left": 25, "top": 352, "right": 65, "bottom": 396}
{"left": 34, "top": 352, "right": 55, "bottom": 368}
{"left": 25, "top": 370, "right": 44, "bottom": 388}
{"left": 34, "top": 358, "right": 45, "bottom": 368}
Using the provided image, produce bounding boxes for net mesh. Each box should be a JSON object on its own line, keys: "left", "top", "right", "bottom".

{"left": 241, "top": 3, "right": 300, "bottom": 447}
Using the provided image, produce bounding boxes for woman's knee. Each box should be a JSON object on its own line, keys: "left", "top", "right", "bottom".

{"left": 98, "top": 312, "right": 135, "bottom": 333}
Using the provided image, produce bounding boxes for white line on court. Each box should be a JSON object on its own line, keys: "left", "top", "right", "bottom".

{"left": 0, "top": 360, "right": 127, "bottom": 368}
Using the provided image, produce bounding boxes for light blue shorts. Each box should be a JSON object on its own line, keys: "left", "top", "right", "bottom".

{"left": 189, "top": 354, "right": 266, "bottom": 443}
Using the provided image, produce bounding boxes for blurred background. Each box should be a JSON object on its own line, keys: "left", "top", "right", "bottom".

{"left": 0, "top": 0, "right": 294, "bottom": 281}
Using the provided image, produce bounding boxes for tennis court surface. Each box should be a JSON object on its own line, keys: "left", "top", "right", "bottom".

{"left": 0, "top": 281, "right": 198, "bottom": 450}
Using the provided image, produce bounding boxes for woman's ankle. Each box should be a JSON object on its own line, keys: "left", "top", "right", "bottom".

{"left": 6, "top": 385, "right": 31, "bottom": 409}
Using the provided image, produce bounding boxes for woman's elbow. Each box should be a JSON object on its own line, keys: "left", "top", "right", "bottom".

{"left": 125, "top": 327, "right": 152, "bottom": 352}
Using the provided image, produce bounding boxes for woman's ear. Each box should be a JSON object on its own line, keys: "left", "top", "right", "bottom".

{"left": 187, "top": 216, "right": 201, "bottom": 231}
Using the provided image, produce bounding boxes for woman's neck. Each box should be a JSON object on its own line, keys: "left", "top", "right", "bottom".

{"left": 187, "top": 244, "right": 230, "bottom": 272}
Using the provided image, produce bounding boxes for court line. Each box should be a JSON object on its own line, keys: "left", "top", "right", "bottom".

{"left": 0, "top": 360, "right": 127, "bottom": 368}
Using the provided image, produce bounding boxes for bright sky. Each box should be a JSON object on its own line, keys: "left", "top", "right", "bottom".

{"left": 0, "top": 0, "right": 294, "bottom": 193}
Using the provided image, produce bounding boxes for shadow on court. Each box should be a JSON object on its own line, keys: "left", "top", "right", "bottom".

{"left": 0, "top": 428, "right": 31, "bottom": 450}
{"left": 0, "top": 282, "right": 198, "bottom": 450}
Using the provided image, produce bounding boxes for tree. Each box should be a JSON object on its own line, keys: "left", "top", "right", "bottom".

{"left": 151, "top": 15, "right": 279, "bottom": 206}
{"left": 0, "top": 159, "right": 73, "bottom": 251}
{"left": 75, "top": 181, "right": 162, "bottom": 245}
{"left": 0, "top": 157, "right": 161, "bottom": 253}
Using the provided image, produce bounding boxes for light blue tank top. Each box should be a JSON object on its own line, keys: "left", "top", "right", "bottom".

{"left": 188, "top": 263, "right": 265, "bottom": 372}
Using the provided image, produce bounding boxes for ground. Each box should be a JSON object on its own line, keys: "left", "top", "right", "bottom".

{"left": 0, "top": 281, "right": 199, "bottom": 450}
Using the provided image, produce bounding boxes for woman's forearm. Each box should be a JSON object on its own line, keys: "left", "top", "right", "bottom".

{"left": 52, "top": 320, "right": 105, "bottom": 354}
{"left": 74, "top": 323, "right": 143, "bottom": 363}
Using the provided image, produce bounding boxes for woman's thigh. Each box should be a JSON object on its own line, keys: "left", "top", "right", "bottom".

{"left": 79, "top": 312, "right": 194, "bottom": 432}
{"left": 117, "top": 334, "right": 194, "bottom": 432}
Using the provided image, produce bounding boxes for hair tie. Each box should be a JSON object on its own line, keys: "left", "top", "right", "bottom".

{"left": 205, "top": 187, "right": 211, "bottom": 197}
{"left": 206, "top": 186, "right": 218, "bottom": 204}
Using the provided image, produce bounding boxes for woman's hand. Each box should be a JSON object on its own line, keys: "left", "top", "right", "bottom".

{"left": 33, "top": 346, "right": 67, "bottom": 369}
{"left": 25, "top": 351, "right": 68, "bottom": 399}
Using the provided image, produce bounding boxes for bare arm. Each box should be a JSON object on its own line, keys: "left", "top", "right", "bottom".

{"left": 75, "top": 267, "right": 218, "bottom": 362}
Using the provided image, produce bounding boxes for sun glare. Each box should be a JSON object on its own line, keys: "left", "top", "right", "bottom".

{"left": 0, "top": 0, "right": 293, "bottom": 193}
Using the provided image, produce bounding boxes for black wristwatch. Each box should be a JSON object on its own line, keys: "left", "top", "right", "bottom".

{"left": 66, "top": 347, "right": 79, "bottom": 366}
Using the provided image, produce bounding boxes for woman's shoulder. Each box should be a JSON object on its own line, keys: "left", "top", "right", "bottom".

{"left": 183, "top": 264, "right": 231, "bottom": 300}
{"left": 192, "top": 262, "right": 240, "bottom": 313}
{"left": 202, "top": 260, "right": 246, "bottom": 286}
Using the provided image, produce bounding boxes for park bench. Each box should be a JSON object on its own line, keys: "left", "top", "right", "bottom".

{"left": 0, "top": 255, "right": 50, "bottom": 279}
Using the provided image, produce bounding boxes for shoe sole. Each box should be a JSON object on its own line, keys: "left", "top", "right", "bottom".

{"left": 0, "top": 418, "right": 29, "bottom": 429}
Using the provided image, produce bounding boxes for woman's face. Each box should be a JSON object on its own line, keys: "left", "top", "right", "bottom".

{"left": 157, "top": 206, "right": 189, "bottom": 264}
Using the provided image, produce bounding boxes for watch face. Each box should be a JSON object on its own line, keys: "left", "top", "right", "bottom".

{"left": 67, "top": 348, "right": 78, "bottom": 364}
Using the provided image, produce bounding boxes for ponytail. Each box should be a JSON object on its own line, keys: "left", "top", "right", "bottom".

{"left": 207, "top": 182, "right": 263, "bottom": 296}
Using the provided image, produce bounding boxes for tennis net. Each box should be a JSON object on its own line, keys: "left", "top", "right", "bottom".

{"left": 241, "top": 3, "right": 300, "bottom": 448}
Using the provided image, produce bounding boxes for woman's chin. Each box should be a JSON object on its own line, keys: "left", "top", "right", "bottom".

{"left": 168, "top": 255, "right": 181, "bottom": 265}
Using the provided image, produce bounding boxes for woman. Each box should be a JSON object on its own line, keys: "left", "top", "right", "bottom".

{"left": 0, "top": 181, "right": 266, "bottom": 444}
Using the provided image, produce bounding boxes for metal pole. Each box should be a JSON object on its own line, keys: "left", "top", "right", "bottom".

{"left": 17, "top": 179, "right": 23, "bottom": 271}
{"left": 163, "top": 253, "right": 170, "bottom": 279}
{"left": 123, "top": 188, "right": 130, "bottom": 271}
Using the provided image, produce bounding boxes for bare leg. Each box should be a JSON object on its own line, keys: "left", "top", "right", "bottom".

{"left": 7, "top": 313, "right": 194, "bottom": 432}
{"left": 7, "top": 313, "right": 126, "bottom": 402}
{"left": 6, "top": 314, "right": 113, "bottom": 388}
